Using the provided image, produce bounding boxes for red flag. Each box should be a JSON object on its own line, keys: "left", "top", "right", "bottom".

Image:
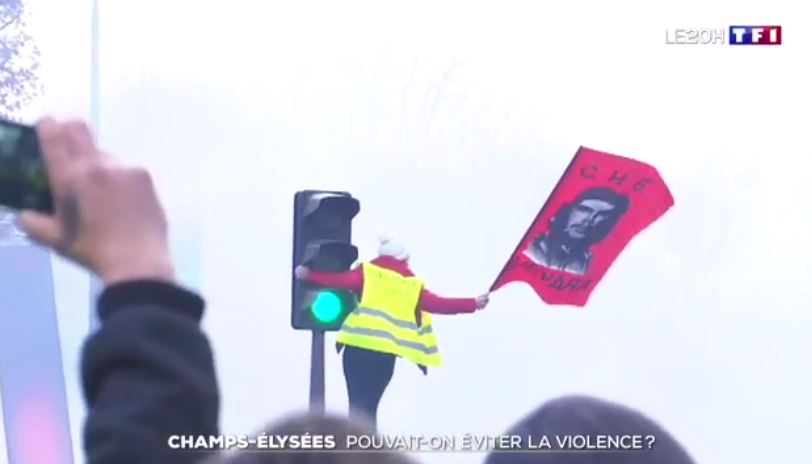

{"left": 490, "top": 147, "right": 674, "bottom": 306}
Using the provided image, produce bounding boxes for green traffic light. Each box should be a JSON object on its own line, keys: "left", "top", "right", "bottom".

{"left": 311, "top": 291, "right": 343, "bottom": 324}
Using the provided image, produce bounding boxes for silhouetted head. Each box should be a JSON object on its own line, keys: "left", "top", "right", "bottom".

{"left": 483, "top": 395, "right": 696, "bottom": 464}
{"left": 205, "top": 412, "right": 417, "bottom": 464}
{"left": 547, "top": 188, "right": 630, "bottom": 247}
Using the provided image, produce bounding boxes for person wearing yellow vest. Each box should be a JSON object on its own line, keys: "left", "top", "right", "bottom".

{"left": 294, "top": 235, "right": 489, "bottom": 429}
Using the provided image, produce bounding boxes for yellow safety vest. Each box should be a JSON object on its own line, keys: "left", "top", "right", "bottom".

{"left": 337, "top": 263, "right": 442, "bottom": 367}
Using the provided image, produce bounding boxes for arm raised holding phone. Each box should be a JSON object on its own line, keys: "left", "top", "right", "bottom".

{"left": 16, "top": 118, "right": 220, "bottom": 464}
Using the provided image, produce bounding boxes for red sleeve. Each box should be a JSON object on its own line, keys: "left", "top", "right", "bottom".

{"left": 418, "top": 289, "right": 478, "bottom": 314}
{"left": 305, "top": 268, "right": 364, "bottom": 292}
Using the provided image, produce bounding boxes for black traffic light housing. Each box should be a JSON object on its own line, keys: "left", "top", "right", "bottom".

{"left": 291, "top": 190, "right": 360, "bottom": 331}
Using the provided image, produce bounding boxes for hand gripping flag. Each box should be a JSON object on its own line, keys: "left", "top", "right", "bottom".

{"left": 490, "top": 147, "right": 674, "bottom": 306}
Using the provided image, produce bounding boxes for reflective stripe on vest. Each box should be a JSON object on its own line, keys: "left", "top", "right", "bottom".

{"left": 336, "top": 263, "right": 442, "bottom": 367}
{"left": 352, "top": 306, "right": 435, "bottom": 336}
{"left": 339, "top": 323, "right": 439, "bottom": 354}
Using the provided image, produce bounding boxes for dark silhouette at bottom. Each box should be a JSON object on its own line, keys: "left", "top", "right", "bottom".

{"left": 484, "top": 395, "right": 696, "bottom": 464}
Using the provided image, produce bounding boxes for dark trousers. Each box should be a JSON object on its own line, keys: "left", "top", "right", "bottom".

{"left": 342, "top": 345, "right": 396, "bottom": 430}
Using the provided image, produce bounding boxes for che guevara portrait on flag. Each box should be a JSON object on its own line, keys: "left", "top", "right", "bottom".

{"left": 523, "top": 187, "right": 630, "bottom": 276}
{"left": 491, "top": 147, "right": 674, "bottom": 307}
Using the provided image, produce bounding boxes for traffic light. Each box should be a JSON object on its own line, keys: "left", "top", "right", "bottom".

{"left": 291, "top": 190, "right": 360, "bottom": 331}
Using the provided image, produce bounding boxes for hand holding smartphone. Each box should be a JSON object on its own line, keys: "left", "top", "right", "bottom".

{"left": 0, "top": 118, "right": 53, "bottom": 214}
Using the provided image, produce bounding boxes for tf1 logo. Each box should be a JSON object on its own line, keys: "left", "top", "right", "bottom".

{"left": 665, "top": 26, "right": 782, "bottom": 45}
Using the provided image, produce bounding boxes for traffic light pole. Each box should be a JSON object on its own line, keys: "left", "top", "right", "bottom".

{"left": 309, "top": 330, "right": 326, "bottom": 412}
{"left": 293, "top": 190, "right": 360, "bottom": 412}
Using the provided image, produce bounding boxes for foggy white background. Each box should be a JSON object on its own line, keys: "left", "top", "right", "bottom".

{"left": 1, "top": 0, "right": 810, "bottom": 463}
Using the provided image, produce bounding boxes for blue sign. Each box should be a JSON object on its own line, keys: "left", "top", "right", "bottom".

{"left": 0, "top": 216, "right": 74, "bottom": 464}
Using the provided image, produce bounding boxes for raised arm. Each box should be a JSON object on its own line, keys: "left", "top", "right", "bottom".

{"left": 83, "top": 280, "right": 219, "bottom": 464}
{"left": 299, "top": 266, "right": 364, "bottom": 292}
{"left": 18, "top": 119, "right": 219, "bottom": 464}
{"left": 418, "top": 288, "right": 487, "bottom": 315}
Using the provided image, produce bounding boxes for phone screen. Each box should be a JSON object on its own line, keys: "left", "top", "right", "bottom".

{"left": 0, "top": 119, "right": 53, "bottom": 213}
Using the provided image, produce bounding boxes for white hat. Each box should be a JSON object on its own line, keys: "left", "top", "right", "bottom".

{"left": 378, "top": 234, "right": 409, "bottom": 261}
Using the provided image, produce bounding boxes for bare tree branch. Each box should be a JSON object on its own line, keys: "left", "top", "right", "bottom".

{"left": 0, "top": 8, "right": 22, "bottom": 33}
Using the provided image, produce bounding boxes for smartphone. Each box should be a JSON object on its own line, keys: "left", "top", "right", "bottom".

{"left": 0, "top": 118, "right": 53, "bottom": 213}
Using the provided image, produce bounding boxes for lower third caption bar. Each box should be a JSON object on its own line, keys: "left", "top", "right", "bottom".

{"left": 167, "top": 433, "right": 658, "bottom": 452}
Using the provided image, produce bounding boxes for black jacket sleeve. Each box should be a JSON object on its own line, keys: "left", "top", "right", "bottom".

{"left": 81, "top": 280, "right": 220, "bottom": 464}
